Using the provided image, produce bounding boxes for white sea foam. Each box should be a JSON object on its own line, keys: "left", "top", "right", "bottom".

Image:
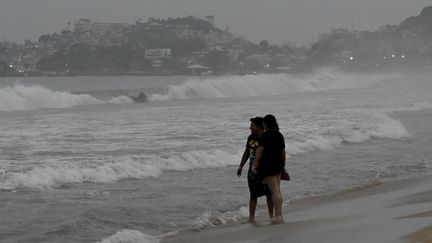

{"left": 286, "top": 111, "right": 409, "bottom": 155}
{"left": 0, "top": 150, "right": 240, "bottom": 190}
{"left": 98, "top": 230, "right": 159, "bottom": 243}
{"left": 151, "top": 149, "right": 239, "bottom": 171}
{"left": 191, "top": 206, "right": 249, "bottom": 230}
{"left": 0, "top": 157, "right": 162, "bottom": 190}
{"left": 107, "top": 95, "right": 135, "bottom": 104}
{"left": 150, "top": 68, "right": 400, "bottom": 101}
{"left": 0, "top": 110, "right": 410, "bottom": 191}
{"left": 366, "top": 113, "right": 410, "bottom": 139}
{"left": 0, "top": 85, "right": 133, "bottom": 111}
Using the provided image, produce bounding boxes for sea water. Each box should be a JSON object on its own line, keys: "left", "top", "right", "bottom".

{"left": 0, "top": 67, "right": 431, "bottom": 242}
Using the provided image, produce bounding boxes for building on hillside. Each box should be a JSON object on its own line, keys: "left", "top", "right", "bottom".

{"left": 226, "top": 48, "right": 243, "bottom": 62}
{"left": 205, "top": 24, "right": 234, "bottom": 47}
{"left": 145, "top": 48, "right": 172, "bottom": 68}
{"left": 204, "top": 16, "right": 215, "bottom": 27}
{"left": 74, "top": 19, "right": 129, "bottom": 46}
{"left": 243, "top": 54, "right": 272, "bottom": 72}
{"left": 144, "top": 48, "right": 172, "bottom": 60}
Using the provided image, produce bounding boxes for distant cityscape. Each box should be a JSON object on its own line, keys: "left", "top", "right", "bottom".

{"left": 2, "top": 6, "right": 432, "bottom": 76}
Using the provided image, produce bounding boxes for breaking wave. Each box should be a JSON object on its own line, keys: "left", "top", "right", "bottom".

{"left": 0, "top": 150, "right": 240, "bottom": 190}
{"left": 0, "top": 85, "right": 133, "bottom": 111}
{"left": 0, "top": 110, "right": 409, "bottom": 191}
{"left": 287, "top": 111, "right": 410, "bottom": 154}
{"left": 151, "top": 68, "right": 400, "bottom": 101}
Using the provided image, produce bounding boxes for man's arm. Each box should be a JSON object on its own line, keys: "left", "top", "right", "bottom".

{"left": 237, "top": 147, "right": 250, "bottom": 176}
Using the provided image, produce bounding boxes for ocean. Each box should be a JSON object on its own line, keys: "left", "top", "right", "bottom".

{"left": 0, "top": 68, "right": 431, "bottom": 242}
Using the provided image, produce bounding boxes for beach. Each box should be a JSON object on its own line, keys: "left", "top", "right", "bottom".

{"left": 162, "top": 174, "right": 432, "bottom": 243}
{"left": 1, "top": 72, "right": 432, "bottom": 242}
{"left": 163, "top": 108, "right": 432, "bottom": 243}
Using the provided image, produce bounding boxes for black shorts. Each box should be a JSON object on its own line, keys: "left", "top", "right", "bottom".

{"left": 258, "top": 161, "right": 284, "bottom": 178}
{"left": 247, "top": 170, "right": 270, "bottom": 199}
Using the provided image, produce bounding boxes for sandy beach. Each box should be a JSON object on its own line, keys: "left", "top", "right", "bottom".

{"left": 162, "top": 175, "right": 432, "bottom": 243}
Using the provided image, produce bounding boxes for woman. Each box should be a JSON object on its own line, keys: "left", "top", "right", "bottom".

{"left": 252, "top": 114, "right": 286, "bottom": 224}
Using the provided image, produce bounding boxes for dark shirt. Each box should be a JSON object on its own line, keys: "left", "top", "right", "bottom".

{"left": 246, "top": 134, "right": 259, "bottom": 157}
{"left": 258, "top": 130, "right": 285, "bottom": 177}
{"left": 246, "top": 134, "right": 270, "bottom": 198}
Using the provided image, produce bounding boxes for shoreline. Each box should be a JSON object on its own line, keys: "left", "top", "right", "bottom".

{"left": 162, "top": 174, "right": 432, "bottom": 243}
{"left": 1, "top": 68, "right": 424, "bottom": 79}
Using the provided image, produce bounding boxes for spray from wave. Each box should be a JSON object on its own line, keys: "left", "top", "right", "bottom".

{"left": 0, "top": 85, "right": 133, "bottom": 111}
{"left": 150, "top": 68, "right": 400, "bottom": 101}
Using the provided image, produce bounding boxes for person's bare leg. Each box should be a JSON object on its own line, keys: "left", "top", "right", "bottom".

{"left": 248, "top": 198, "right": 258, "bottom": 224}
{"left": 264, "top": 175, "right": 283, "bottom": 224}
{"left": 266, "top": 195, "right": 274, "bottom": 219}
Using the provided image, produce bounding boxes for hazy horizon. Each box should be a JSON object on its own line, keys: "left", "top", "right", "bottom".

{"left": 0, "top": 0, "right": 430, "bottom": 45}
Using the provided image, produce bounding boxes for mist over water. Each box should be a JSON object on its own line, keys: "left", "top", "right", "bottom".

{"left": 0, "top": 70, "right": 432, "bottom": 242}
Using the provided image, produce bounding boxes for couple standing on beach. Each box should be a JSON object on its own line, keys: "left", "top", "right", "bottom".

{"left": 237, "top": 114, "right": 286, "bottom": 224}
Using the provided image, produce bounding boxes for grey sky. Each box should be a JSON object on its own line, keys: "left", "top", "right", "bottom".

{"left": 0, "top": 0, "right": 430, "bottom": 45}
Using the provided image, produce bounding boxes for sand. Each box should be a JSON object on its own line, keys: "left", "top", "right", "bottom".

{"left": 408, "top": 226, "right": 432, "bottom": 243}
{"left": 162, "top": 175, "right": 432, "bottom": 243}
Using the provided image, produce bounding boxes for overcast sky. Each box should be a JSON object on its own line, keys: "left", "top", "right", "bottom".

{"left": 0, "top": 0, "right": 430, "bottom": 45}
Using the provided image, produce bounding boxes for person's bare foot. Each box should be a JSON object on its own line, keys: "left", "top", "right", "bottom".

{"left": 247, "top": 218, "right": 257, "bottom": 225}
{"left": 270, "top": 216, "right": 284, "bottom": 224}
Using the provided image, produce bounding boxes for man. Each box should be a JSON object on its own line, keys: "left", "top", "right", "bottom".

{"left": 237, "top": 117, "right": 273, "bottom": 224}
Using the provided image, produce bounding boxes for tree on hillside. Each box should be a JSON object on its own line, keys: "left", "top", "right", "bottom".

{"left": 171, "top": 38, "right": 206, "bottom": 56}
{"left": 259, "top": 40, "right": 270, "bottom": 52}
{"left": 150, "top": 16, "right": 216, "bottom": 33}
{"left": 202, "top": 50, "right": 236, "bottom": 73}
{"left": 0, "top": 61, "right": 13, "bottom": 76}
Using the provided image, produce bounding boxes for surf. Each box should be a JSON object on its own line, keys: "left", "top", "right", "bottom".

{"left": 150, "top": 68, "right": 401, "bottom": 101}
{"left": 0, "top": 84, "right": 133, "bottom": 111}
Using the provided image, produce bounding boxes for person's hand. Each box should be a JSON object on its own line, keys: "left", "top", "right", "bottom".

{"left": 237, "top": 167, "right": 242, "bottom": 177}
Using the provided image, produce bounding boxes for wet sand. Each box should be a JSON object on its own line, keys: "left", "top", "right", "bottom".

{"left": 408, "top": 226, "right": 432, "bottom": 243}
{"left": 162, "top": 175, "right": 432, "bottom": 243}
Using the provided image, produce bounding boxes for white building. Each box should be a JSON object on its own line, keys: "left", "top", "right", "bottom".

{"left": 74, "top": 19, "right": 129, "bottom": 45}
{"left": 144, "top": 48, "right": 172, "bottom": 60}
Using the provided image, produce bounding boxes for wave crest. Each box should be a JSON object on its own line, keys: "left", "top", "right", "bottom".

{"left": 0, "top": 85, "right": 133, "bottom": 111}
{"left": 0, "top": 150, "right": 239, "bottom": 190}
{"left": 151, "top": 68, "right": 400, "bottom": 101}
